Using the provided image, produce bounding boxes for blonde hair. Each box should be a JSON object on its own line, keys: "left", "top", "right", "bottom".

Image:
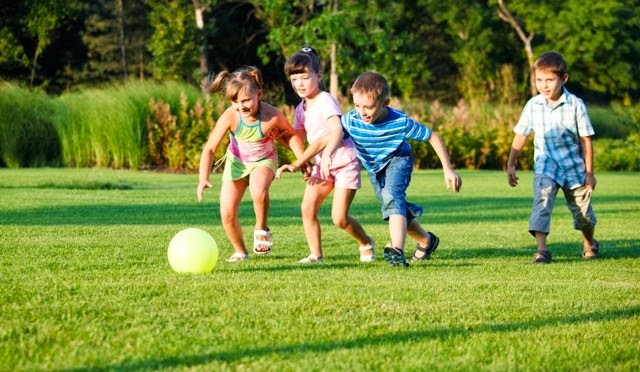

{"left": 201, "top": 66, "right": 264, "bottom": 101}
{"left": 350, "top": 71, "right": 389, "bottom": 104}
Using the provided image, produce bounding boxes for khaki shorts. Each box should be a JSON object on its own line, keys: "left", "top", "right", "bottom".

{"left": 528, "top": 174, "right": 597, "bottom": 235}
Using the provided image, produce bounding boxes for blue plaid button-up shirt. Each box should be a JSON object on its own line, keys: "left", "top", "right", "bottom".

{"left": 514, "top": 88, "right": 595, "bottom": 189}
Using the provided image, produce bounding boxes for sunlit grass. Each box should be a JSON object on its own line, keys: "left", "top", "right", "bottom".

{"left": 0, "top": 168, "right": 638, "bottom": 370}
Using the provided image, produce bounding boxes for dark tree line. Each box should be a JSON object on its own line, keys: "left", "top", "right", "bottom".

{"left": 1, "top": 0, "right": 638, "bottom": 104}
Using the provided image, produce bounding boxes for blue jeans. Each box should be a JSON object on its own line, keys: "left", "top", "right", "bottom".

{"left": 368, "top": 153, "right": 423, "bottom": 221}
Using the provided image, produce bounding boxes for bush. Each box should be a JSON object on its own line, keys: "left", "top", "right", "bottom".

{"left": 0, "top": 83, "right": 61, "bottom": 167}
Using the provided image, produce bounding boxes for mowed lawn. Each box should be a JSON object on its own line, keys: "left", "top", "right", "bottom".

{"left": 0, "top": 168, "right": 638, "bottom": 371}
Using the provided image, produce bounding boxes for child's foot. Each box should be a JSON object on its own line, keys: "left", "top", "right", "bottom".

{"left": 253, "top": 229, "right": 272, "bottom": 255}
{"left": 582, "top": 240, "right": 600, "bottom": 260}
{"left": 532, "top": 249, "right": 552, "bottom": 264}
{"left": 226, "top": 252, "right": 249, "bottom": 263}
{"left": 299, "top": 254, "right": 323, "bottom": 264}
{"left": 411, "top": 232, "right": 439, "bottom": 261}
{"left": 359, "top": 236, "right": 375, "bottom": 262}
{"left": 383, "top": 246, "right": 409, "bottom": 267}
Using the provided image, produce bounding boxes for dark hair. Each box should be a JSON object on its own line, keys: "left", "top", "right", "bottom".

{"left": 200, "top": 65, "right": 263, "bottom": 101}
{"left": 533, "top": 52, "right": 568, "bottom": 78}
{"left": 351, "top": 71, "right": 389, "bottom": 104}
{"left": 284, "top": 45, "right": 326, "bottom": 91}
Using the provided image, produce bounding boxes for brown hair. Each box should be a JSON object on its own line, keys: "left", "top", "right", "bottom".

{"left": 532, "top": 52, "right": 568, "bottom": 78}
{"left": 284, "top": 45, "right": 326, "bottom": 91}
{"left": 350, "top": 71, "right": 389, "bottom": 105}
{"left": 201, "top": 66, "right": 264, "bottom": 101}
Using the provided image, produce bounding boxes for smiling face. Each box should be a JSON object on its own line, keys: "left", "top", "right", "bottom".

{"left": 231, "top": 87, "right": 261, "bottom": 120}
{"left": 352, "top": 92, "right": 389, "bottom": 124}
{"left": 535, "top": 69, "right": 567, "bottom": 104}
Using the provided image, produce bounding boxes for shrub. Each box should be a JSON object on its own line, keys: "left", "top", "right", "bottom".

{"left": 145, "top": 92, "right": 220, "bottom": 172}
{"left": 0, "top": 83, "right": 61, "bottom": 167}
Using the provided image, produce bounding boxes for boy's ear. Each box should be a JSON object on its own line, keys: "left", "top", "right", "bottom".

{"left": 562, "top": 74, "right": 569, "bottom": 84}
{"left": 383, "top": 97, "right": 391, "bottom": 106}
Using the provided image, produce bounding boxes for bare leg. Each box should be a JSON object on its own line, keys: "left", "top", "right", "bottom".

{"left": 300, "top": 177, "right": 332, "bottom": 258}
{"left": 249, "top": 166, "right": 274, "bottom": 252}
{"left": 331, "top": 187, "right": 373, "bottom": 257}
{"left": 407, "top": 218, "right": 432, "bottom": 259}
{"left": 388, "top": 214, "right": 408, "bottom": 249}
{"left": 219, "top": 179, "right": 249, "bottom": 254}
{"left": 534, "top": 231, "right": 548, "bottom": 251}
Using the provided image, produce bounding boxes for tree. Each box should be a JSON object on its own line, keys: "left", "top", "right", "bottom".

{"left": 146, "top": 0, "right": 201, "bottom": 81}
{"left": 24, "top": 0, "right": 69, "bottom": 87}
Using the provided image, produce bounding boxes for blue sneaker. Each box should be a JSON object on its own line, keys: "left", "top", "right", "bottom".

{"left": 383, "top": 246, "right": 409, "bottom": 267}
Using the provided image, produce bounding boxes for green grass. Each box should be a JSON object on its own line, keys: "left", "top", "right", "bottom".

{"left": 0, "top": 168, "right": 638, "bottom": 371}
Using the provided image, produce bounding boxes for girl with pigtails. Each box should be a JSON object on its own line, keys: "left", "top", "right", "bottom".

{"left": 197, "top": 66, "right": 306, "bottom": 262}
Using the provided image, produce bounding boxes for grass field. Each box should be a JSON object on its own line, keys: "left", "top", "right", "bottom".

{"left": 1, "top": 168, "right": 638, "bottom": 371}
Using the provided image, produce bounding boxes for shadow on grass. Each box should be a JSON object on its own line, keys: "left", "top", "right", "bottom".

{"left": 2, "top": 194, "right": 637, "bottom": 226}
{"left": 68, "top": 305, "right": 640, "bottom": 371}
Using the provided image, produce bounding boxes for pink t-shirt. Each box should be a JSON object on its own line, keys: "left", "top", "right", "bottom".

{"left": 293, "top": 91, "right": 357, "bottom": 167}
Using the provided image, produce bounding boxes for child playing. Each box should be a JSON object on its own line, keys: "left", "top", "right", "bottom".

{"left": 197, "top": 66, "right": 305, "bottom": 262}
{"left": 276, "top": 46, "right": 374, "bottom": 263}
{"left": 324, "top": 71, "right": 462, "bottom": 267}
{"left": 507, "top": 51, "right": 599, "bottom": 264}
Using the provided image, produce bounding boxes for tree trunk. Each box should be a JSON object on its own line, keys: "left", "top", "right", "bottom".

{"left": 192, "top": 0, "right": 208, "bottom": 73}
{"left": 497, "top": 0, "right": 536, "bottom": 97}
{"left": 117, "top": 0, "right": 128, "bottom": 79}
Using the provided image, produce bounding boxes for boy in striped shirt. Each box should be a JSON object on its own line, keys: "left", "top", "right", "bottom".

{"left": 324, "top": 71, "right": 462, "bottom": 267}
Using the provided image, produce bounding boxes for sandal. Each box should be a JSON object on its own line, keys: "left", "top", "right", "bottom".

{"left": 299, "top": 254, "right": 323, "bottom": 264}
{"left": 582, "top": 240, "right": 600, "bottom": 260}
{"left": 226, "top": 252, "right": 249, "bottom": 263}
{"left": 532, "top": 250, "right": 552, "bottom": 264}
{"left": 383, "top": 245, "right": 409, "bottom": 267}
{"left": 411, "top": 232, "right": 440, "bottom": 261}
{"left": 253, "top": 229, "right": 272, "bottom": 255}
{"left": 359, "top": 236, "right": 375, "bottom": 262}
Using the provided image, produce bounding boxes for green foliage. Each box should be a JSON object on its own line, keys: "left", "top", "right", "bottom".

{"left": 0, "top": 83, "right": 61, "bottom": 167}
{"left": 1, "top": 168, "right": 639, "bottom": 370}
{"left": 145, "top": 92, "right": 218, "bottom": 171}
{"left": 146, "top": 0, "right": 201, "bottom": 82}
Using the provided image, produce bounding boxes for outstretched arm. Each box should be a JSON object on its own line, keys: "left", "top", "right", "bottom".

{"left": 197, "top": 112, "right": 232, "bottom": 201}
{"left": 507, "top": 134, "right": 527, "bottom": 187}
{"left": 428, "top": 131, "right": 462, "bottom": 192}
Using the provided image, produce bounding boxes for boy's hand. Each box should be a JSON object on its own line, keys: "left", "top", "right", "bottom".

{"left": 444, "top": 169, "right": 462, "bottom": 192}
{"left": 585, "top": 173, "right": 597, "bottom": 191}
{"left": 197, "top": 180, "right": 213, "bottom": 202}
{"left": 507, "top": 166, "right": 519, "bottom": 187}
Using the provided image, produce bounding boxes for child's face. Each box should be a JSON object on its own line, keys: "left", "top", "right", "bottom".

{"left": 289, "top": 71, "right": 321, "bottom": 99}
{"left": 231, "top": 88, "right": 261, "bottom": 119}
{"left": 534, "top": 69, "right": 567, "bottom": 102}
{"left": 352, "top": 92, "right": 388, "bottom": 124}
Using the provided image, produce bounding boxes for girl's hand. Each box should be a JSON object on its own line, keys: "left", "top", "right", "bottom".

{"left": 197, "top": 180, "right": 213, "bottom": 202}
{"left": 276, "top": 164, "right": 298, "bottom": 179}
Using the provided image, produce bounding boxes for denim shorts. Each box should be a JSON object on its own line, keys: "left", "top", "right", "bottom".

{"left": 368, "top": 153, "right": 423, "bottom": 221}
{"left": 529, "top": 174, "right": 597, "bottom": 235}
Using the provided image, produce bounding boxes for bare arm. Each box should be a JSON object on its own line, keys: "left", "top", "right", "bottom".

{"left": 197, "top": 111, "right": 232, "bottom": 201}
{"left": 276, "top": 115, "right": 342, "bottom": 178}
{"left": 428, "top": 131, "right": 462, "bottom": 192}
{"left": 580, "top": 135, "right": 596, "bottom": 190}
{"left": 507, "top": 133, "right": 527, "bottom": 187}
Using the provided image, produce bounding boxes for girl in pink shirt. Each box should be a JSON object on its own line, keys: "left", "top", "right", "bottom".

{"left": 277, "top": 46, "right": 374, "bottom": 263}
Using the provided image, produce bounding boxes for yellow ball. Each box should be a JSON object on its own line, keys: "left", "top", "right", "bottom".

{"left": 168, "top": 228, "right": 218, "bottom": 273}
